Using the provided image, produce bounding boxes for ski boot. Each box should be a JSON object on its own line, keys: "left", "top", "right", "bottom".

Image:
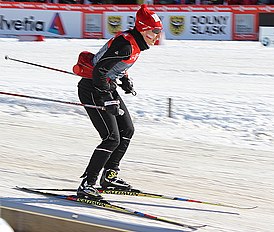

{"left": 100, "top": 169, "right": 132, "bottom": 190}
{"left": 77, "top": 178, "right": 103, "bottom": 200}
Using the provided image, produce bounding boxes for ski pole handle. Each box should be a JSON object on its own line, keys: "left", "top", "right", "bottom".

{"left": 131, "top": 90, "right": 137, "bottom": 96}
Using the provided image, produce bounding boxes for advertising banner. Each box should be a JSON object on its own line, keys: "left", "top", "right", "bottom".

{"left": 104, "top": 12, "right": 135, "bottom": 38}
{"left": 103, "top": 11, "right": 232, "bottom": 40}
{"left": 231, "top": 6, "right": 274, "bottom": 40}
{"left": 164, "top": 12, "right": 232, "bottom": 40}
{"left": 83, "top": 13, "right": 103, "bottom": 38}
{"left": 234, "top": 14, "right": 256, "bottom": 40}
{"left": 1, "top": 4, "right": 274, "bottom": 41}
{"left": 0, "top": 9, "right": 81, "bottom": 38}
{"left": 259, "top": 26, "right": 274, "bottom": 47}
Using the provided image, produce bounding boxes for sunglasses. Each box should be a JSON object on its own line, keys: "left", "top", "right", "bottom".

{"left": 152, "top": 28, "right": 161, "bottom": 34}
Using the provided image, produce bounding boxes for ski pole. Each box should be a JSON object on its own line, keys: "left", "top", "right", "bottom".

{"left": 4, "top": 55, "right": 137, "bottom": 96}
{"left": 0, "top": 91, "right": 124, "bottom": 115}
{"left": 0, "top": 91, "right": 103, "bottom": 109}
{"left": 5, "top": 55, "right": 77, "bottom": 76}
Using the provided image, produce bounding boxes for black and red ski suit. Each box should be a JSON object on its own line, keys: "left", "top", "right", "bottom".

{"left": 78, "top": 27, "right": 149, "bottom": 185}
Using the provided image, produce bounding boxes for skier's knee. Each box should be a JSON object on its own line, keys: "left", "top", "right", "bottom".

{"left": 107, "top": 133, "right": 120, "bottom": 150}
{"left": 121, "top": 125, "right": 134, "bottom": 139}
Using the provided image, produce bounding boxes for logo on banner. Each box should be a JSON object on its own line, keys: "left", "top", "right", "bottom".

{"left": 169, "top": 16, "right": 185, "bottom": 36}
{"left": 48, "top": 13, "right": 66, "bottom": 35}
{"left": 108, "top": 16, "right": 122, "bottom": 35}
{"left": 261, "top": 37, "right": 271, "bottom": 46}
{"left": 0, "top": 15, "right": 44, "bottom": 32}
{"left": 190, "top": 15, "right": 228, "bottom": 35}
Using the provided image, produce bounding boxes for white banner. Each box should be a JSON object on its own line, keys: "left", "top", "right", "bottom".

{"left": 103, "top": 11, "right": 232, "bottom": 40}
{"left": 162, "top": 12, "right": 232, "bottom": 40}
{"left": 104, "top": 12, "right": 135, "bottom": 39}
{"left": 235, "top": 14, "right": 255, "bottom": 34}
{"left": 259, "top": 26, "right": 274, "bottom": 47}
{"left": 0, "top": 9, "right": 82, "bottom": 38}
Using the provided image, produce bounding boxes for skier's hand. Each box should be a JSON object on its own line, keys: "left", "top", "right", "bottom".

{"left": 118, "top": 75, "right": 134, "bottom": 94}
{"left": 104, "top": 100, "right": 120, "bottom": 116}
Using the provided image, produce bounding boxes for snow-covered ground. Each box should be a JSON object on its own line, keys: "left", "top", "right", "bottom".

{"left": 0, "top": 38, "right": 274, "bottom": 231}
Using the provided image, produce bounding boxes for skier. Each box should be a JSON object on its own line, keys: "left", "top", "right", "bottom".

{"left": 77, "top": 4, "right": 163, "bottom": 200}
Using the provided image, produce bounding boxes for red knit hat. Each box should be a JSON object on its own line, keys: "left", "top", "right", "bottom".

{"left": 135, "top": 4, "right": 162, "bottom": 32}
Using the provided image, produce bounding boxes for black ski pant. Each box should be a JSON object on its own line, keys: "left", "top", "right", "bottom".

{"left": 78, "top": 86, "right": 134, "bottom": 185}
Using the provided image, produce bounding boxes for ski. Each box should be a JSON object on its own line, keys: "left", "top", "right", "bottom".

{"left": 29, "top": 187, "right": 257, "bottom": 210}
{"left": 15, "top": 186, "right": 205, "bottom": 230}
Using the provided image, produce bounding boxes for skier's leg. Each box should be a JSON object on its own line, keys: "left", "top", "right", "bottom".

{"left": 100, "top": 95, "right": 134, "bottom": 189}
{"left": 77, "top": 87, "right": 120, "bottom": 198}
{"left": 104, "top": 95, "right": 134, "bottom": 171}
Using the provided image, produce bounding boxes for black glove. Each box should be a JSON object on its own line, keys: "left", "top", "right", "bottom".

{"left": 104, "top": 100, "right": 120, "bottom": 116}
{"left": 118, "top": 75, "right": 133, "bottom": 94}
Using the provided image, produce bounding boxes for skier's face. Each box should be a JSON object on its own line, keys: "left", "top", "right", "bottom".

{"left": 141, "top": 29, "right": 161, "bottom": 46}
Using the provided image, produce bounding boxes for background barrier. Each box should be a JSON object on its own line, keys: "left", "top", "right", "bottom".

{"left": 1, "top": 3, "right": 274, "bottom": 40}
{"left": 259, "top": 26, "right": 274, "bottom": 46}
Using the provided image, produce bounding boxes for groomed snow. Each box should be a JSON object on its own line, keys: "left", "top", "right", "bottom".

{"left": 0, "top": 38, "right": 274, "bottom": 231}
